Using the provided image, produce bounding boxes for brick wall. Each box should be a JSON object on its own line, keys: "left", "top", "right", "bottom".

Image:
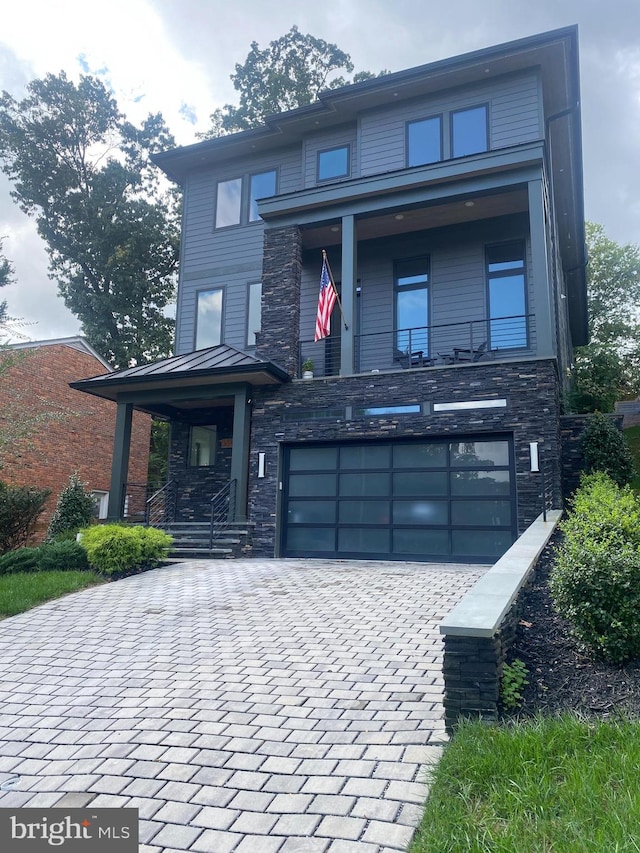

{"left": 0, "top": 344, "right": 151, "bottom": 541}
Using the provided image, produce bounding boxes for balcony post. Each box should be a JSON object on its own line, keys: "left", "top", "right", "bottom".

{"left": 107, "top": 401, "right": 133, "bottom": 521}
{"left": 340, "top": 214, "right": 357, "bottom": 376}
{"left": 528, "top": 178, "right": 554, "bottom": 358}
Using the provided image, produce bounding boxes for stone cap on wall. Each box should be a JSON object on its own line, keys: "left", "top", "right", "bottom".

{"left": 440, "top": 510, "right": 562, "bottom": 638}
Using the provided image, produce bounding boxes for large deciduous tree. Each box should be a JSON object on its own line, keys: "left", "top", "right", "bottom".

{"left": 569, "top": 222, "right": 640, "bottom": 412}
{"left": 0, "top": 72, "right": 180, "bottom": 368}
{"left": 201, "top": 26, "right": 384, "bottom": 137}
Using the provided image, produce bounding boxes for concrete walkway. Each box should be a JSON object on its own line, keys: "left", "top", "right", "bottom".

{"left": 0, "top": 558, "right": 486, "bottom": 852}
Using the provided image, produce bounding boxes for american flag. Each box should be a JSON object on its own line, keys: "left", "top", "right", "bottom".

{"left": 314, "top": 255, "right": 337, "bottom": 341}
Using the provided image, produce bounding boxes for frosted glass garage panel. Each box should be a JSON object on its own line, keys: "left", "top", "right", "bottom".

{"left": 394, "top": 529, "right": 449, "bottom": 556}
{"left": 339, "top": 472, "right": 390, "bottom": 496}
{"left": 287, "top": 527, "right": 335, "bottom": 551}
{"left": 452, "top": 530, "right": 513, "bottom": 558}
{"left": 287, "top": 501, "right": 336, "bottom": 524}
{"left": 393, "top": 500, "right": 448, "bottom": 525}
{"left": 288, "top": 474, "right": 336, "bottom": 497}
{"left": 450, "top": 441, "right": 509, "bottom": 467}
{"left": 339, "top": 528, "right": 389, "bottom": 553}
{"left": 451, "top": 500, "right": 511, "bottom": 527}
{"left": 339, "top": 501, "right": 390, "bottom": 525}
{"left": 393, "top": 471, "right": 448, "bottom": 496}
{"left": 393, "top": 443, "right": 447, "bottom": 468}
{"left": 340, "top": 444, "right": 391, "bottom": 469}
{"left": 289, "top": 447, "right": 338, "bottom": 471}
{"left": 451, "top": 470, "right": 511, "bottom": 495}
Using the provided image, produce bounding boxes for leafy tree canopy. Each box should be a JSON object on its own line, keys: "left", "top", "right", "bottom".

{"left": 569, "top": 223, "right": 640, "bottom": 412}
{"left": 0, "top": 72, "right": 180, "bottom": 368}
{"left": 201, "top": 26, "right": 386, "bottom": 137}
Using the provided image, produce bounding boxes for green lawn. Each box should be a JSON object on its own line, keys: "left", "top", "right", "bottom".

{"left": 410, "top": 715, "right": 640, "bottom": 853}
{"left": 0, "top": 571, "right": 104, "bottom": 618}
{"left": 625, "top": 425, "right": 640, "bottom": 493}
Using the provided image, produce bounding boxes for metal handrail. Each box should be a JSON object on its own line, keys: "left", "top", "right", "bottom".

{"left": 145, "top": 479, "right": 176, "bottom": 526}
{"left": 209, "top": 479, "right": 237, "bottom": 549}
{"left": 298, "top": 314, "right": 534, "bottom": 377}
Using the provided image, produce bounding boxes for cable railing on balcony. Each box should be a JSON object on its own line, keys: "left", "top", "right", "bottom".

{"left": 298, "top": 314, "right": 534, "bottom": 377}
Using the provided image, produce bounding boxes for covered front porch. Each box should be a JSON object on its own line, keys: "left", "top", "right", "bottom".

{"left": 70, "top": 345, "right": 289, "bottom": 530}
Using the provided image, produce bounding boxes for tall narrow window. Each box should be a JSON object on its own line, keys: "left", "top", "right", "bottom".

{"left": 215, "top": 178, "right": 242, "bottom": 227}
{"left": 487, "top": 242, "right": 527, "bottom": 349}
{"left": 249, "top": 170, "right": 277, "bottom": 221}
{"left": 317, "top": 146, "right": 350, "bottom": 181}
{"left": 195, "top": 288, "right": 223, "bottom": 349}
{"left": 407, "top": 116, "right": 442, "bottom": 167}
{"left": 246, "top": 281, "right": 262, "bottom": 347}
{"left": 189, "top": 425, "right": 217, "bottom": 467}
{"left": 452, "top": 105, "right": 488, "bottom": 157}
{"left": 395, "top": 258, "right": 429, "bottom": 356}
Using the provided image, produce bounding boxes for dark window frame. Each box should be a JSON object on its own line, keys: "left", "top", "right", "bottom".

{"left": 188, "top": 424, "right": 218, "bottom": 468}
{"left": 245, "top": 280, "right": 262, "bottom": 349}
{"left": 393, "top": 256, "right": 431, "bottom": 358}
{"left": 316, "top": 145, "right": 351, "bottom": 182}
{"left": 485, "top": 240, "right": 529, "bottom": 351}
{"left": 214, "top": 167, "right": 278, "bottom": 230}
{"left": 194, "top": 286, "right": 224, "bottom": 351}
{"left": 450, "top": 103, "right": 490, "bottom": 158}
{"left": 406, "top": 115, "right": 443, "bottom": 167}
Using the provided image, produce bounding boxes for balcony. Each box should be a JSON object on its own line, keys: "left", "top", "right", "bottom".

{"left": 298, "top": 314, "right": 535, "bottom": 378}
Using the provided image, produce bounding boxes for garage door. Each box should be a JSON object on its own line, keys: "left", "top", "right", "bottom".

{"left": 282, "top": 436, "right": 516, "bottom": 562}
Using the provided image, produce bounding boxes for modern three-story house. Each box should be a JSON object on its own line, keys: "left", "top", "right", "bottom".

{"left": 73, "top": 26, "right": 587, "bottom": 563}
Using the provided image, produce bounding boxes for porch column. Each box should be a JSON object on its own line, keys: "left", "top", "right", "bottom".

{"left": 107, "top": 401, "right": 133, "bottom": 521}
{"left": 528, "top": 178, "right": 554, "bottom": 359}
{"left": 340, "top": 214, "right": 357, "bottom": 376}
{"left": 230, "top": 386, "right": 251, "bottom": 522}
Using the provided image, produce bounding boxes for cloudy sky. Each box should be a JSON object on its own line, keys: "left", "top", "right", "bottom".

{"left": 1, "top": 0, "right": 639, "bottom": 342}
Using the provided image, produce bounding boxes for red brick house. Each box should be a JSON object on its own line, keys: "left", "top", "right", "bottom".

{"left": 0, "top": 337, "right": 151, "bottom": 540}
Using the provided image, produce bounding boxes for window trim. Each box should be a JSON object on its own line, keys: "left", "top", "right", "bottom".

{"left": 246, "top": 280, "right": 262, "bottom": 349}
{"left": 316, "top": 144, "right": 351, "bottom": 182}
{"left": 214, "top": 167, "right": 278, "bottom": 230}
{"left": 405, "top": 115, "right": 443, "bottom": 168}
{"left": 450, "top": 103, "right": 490, "bottom": 159}
{"left": 194, "top": 286, "right": 224, "bottom": 351}
{"left": 393, "top": 256, "right": 431, "bottom": 358}
{"left": 485, "top": 239, "right": 529, "bottom": 351}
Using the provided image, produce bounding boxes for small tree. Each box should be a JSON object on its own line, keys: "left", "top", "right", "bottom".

{"left": 581, "top": 412, "right": 635, "bottom": 487}
{"left": 0, "top": 481, "right": 50, "bottom": 554}
{"left": 46, "top": 473, "right": 95, "bottom": 542}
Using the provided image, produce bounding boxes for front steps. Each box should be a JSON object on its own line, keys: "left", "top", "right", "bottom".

{"left": 159, "top": 521, "right": 252, "bottom": 559}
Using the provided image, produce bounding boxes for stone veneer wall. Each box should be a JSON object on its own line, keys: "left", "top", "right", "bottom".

{"left": 255, "top": 225, "right": 302, "bottom": 376}
{"left": 248, "top": 359, "right": 562, "bottom": 557}
{"left": 169, "top": 418, "right": 233, "bottom": 522}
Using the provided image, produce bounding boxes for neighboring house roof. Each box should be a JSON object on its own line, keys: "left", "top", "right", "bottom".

{"left": 8, "top": 336, "right": 113, "bottom": 372}
{"left": 70, "top": 344, "right": 290, "bottom": 407}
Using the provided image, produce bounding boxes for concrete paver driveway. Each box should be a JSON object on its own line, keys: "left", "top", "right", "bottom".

{"left": 0, "top": 559, "right": 485, "bottom": 852}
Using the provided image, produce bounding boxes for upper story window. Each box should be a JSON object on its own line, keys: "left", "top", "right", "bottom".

{"left": 451, "top": 105, "right": 489, "bottom": 158}
{"left": 395, "top": 257, "right": 430, "bottom": 357}
{"left": 215, "top": 169, "right": 277, "bottom": 229}
{"left": 317, "top": 145, "right": 350, "bottom": 182}
{"left": 215, "top": 178, "right": 242, "bottom": 228}
{"left": 486, "top": 241, "right": 527, "bottom": 349}
{"left": 195, "top": 288, "right": 223, "bottom": 349}
{"left": 249, "top": 170, "right": 277, "bottom": 222}
{"left": 407, "top": 116, "right": 442, "bottom": 167}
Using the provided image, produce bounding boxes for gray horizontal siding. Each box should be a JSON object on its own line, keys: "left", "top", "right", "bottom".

{"left": 360, "top": 71, "right": 541, "bottom": 177}
{"left": 303, "top": 125, "right": 358, "bottom": 188}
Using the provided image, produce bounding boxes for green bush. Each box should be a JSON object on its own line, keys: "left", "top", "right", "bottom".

{"left": 0, "top": 481, "right": 50, "bottom": 554}
{"left": 79, "top": 525, "right": 172, "bottom": 576}
{"left": 37, "top": 540, "right": 90, "bottom": 573}
{"left": 0, "top": 547, "right": 40, "bottom": 575}
{"left": 550, "top": 473, "right": 640, "bottom": 663}
{"left": 581, "top": 412, "right": 635, "bottom": 487}
{"left": 46, "top": 473, "right": 95, "bottom": 542}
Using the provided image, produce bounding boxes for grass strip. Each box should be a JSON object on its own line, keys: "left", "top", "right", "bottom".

{"left": 410, "top": 715, "right": 640, "bottom": 853}
{"left": 0, "top": 570, "right": 104, "bottom": 618}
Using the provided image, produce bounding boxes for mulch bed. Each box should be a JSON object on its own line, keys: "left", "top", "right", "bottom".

{"left": 502, "top": 531, "right": 640, "bottom": 720}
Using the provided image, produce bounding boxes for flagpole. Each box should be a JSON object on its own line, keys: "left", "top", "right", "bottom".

{"left": 322, "top": 249, "right": 349, "bottom": 331}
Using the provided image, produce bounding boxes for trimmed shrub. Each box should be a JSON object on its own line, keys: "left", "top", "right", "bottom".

{"left": 0, "top": 547, "right": 40, "bottom": 575}
{"left": 550, "top": 473, "right": 640, "bottom": 663}
{"left": 0, "top": 481, "right": 50, "bottom": 554}
{"left": 46, "top": 473, "right": 95, "bottom": 542}
{"left": 136, "top": 526, "right": 173, "bottom": 566}
{"left": 37, "top": 540, "right": 90, "bottom": 573}
{"left": 581, "top": 412, "right": 635, "bottom": 487}
{"left": 78, "top": 525, "right": 172, "bottom": 576}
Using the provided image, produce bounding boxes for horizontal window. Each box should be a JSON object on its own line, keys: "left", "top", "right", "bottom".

{"left": 355, "top": 404, "right": 421, "bottom": 417}
{"left": 317, "top": 145, "right": 350, "bottom": 181}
